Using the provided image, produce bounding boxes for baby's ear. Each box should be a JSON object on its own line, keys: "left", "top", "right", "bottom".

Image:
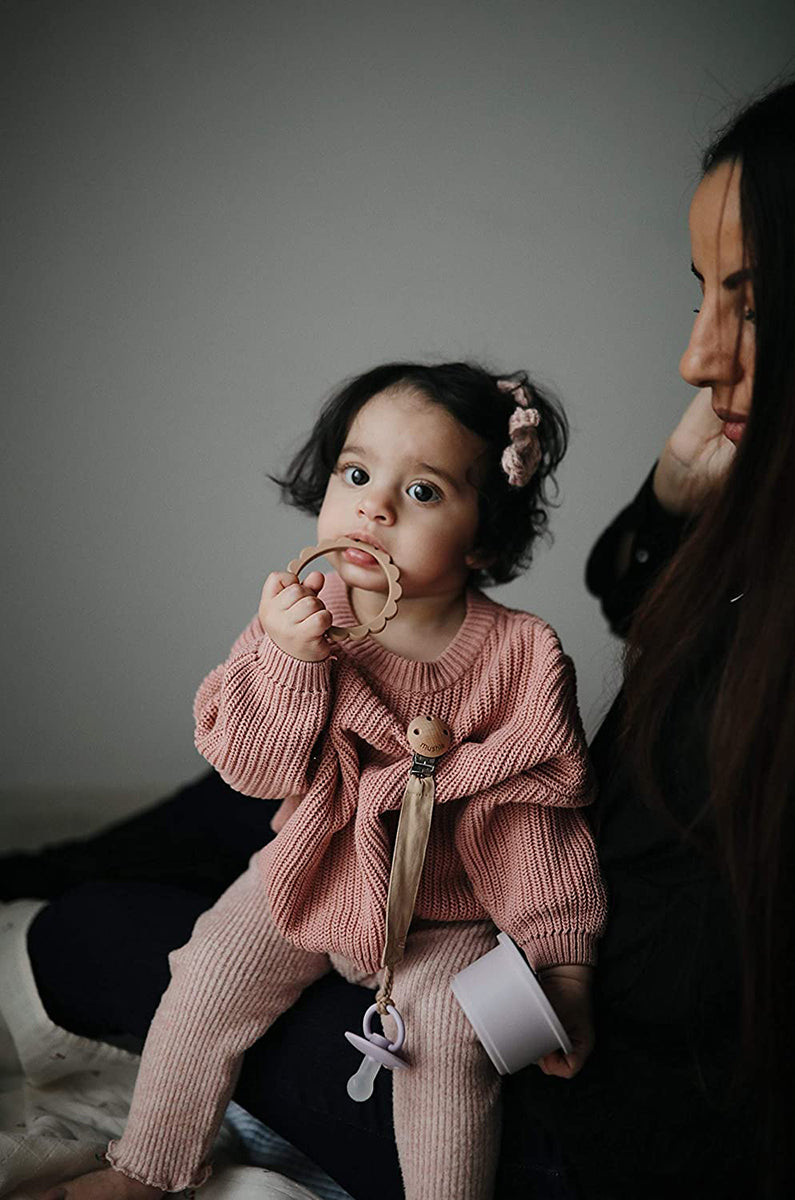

{"left": 465, "top": 547, "right": 496, "bottom": 570}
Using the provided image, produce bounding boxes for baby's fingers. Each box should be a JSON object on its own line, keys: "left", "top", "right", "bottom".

{"left": 300, "top": 605, "right": 333, "bottom": 632}
{"left": 261, "top": 570, "right": 324, "bottom": 603}
{"left": 259, "top": 567, "right": 332, "bottom": 660}
{"left": 536, "top": 1048, "right": 581, "bottom": 1078}
{"left": 261, "top": 571, "right": 300, "bottom": 602}
{"left": 285, "top": 591, "right": 328, "bottom": 623}
{"left": 293, "top": 607, "right": 333, "bottom": 660}
{"left": 301, "top": 570, "right": 325, "bottom": 594}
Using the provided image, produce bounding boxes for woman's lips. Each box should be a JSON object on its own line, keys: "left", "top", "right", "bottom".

{"left": 722, "top": 421, "right": 746, "bottom": 445}
{"left": 713, "top": 408, "right": 747, "bottom": 445}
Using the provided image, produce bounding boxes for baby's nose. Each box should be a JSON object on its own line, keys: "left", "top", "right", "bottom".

{"left": 357, "top": 492, "right": 395, "bottom": 523}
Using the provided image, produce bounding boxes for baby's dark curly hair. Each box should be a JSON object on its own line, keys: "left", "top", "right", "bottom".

{"left": 272, "top": 361, "right": 568, "bottom": 588}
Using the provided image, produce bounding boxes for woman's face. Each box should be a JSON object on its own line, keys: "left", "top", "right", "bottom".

{"left": 679, "top": 159, "right": 756, "bottom": 445}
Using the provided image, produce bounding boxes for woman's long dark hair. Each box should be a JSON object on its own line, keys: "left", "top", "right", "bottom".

{"left": 624, "top": 80, "right": 795, "bottom": 1190}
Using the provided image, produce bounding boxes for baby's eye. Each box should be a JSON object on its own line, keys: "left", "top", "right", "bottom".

{"left": 407, "top": 481, "right": 442, "bottom": 504}
{"left": 342, "top": 465, "right": 369, "bottom": 486}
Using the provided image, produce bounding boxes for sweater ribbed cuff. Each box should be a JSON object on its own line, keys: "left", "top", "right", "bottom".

{"left": 521, "top": 930, "right": 597, "bottom": 971}
{"left": 255, "top": 634, "right": 332, "bottom": 691}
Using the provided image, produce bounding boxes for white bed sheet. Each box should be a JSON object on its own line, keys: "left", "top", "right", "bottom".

{"left": 0, "top": 900, "right": 325, "bottom": 1200}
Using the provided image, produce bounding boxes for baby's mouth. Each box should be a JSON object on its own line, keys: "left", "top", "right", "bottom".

{"left": 342, "top": 543, "right": 382, "bottom": 568}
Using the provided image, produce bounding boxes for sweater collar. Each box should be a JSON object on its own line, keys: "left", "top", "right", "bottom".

{"left": 320, "top": 572, "right": 500, "bottom": 693}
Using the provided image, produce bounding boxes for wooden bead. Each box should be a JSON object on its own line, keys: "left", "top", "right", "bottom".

{"left": 406, "top": 715, "right": 452, "bottom": 758}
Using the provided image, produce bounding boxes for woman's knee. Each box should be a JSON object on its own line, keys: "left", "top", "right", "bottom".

{"left": 28, "top": 882, "right": 208, "bottom": 1038}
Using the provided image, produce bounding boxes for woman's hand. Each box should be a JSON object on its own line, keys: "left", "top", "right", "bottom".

{"left": 535, "top": 964, "right": 594, "bottom": 1079}
{"left": 653, "top": 387, "right": 736, "bottom": 516}
{"left": 258, "top": 569, "right": 333, "bottom": 661}
{"left": 38, "top": 1168, "right": 164, "bottom": 1200}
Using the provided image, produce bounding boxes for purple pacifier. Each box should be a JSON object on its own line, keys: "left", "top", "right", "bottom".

{"left": 345, "top": 1003, "right": 408, "bottom": 1102}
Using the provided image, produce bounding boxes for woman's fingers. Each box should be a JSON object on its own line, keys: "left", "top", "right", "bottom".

{"left": 654, "top": 387, "right": 737, "bottom": 515}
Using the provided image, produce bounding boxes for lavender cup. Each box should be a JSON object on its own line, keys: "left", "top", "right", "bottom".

{"left": 451, "top": 932, "right": 572, "bottom": 1075}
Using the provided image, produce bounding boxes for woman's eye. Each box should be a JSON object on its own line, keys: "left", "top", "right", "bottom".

{"left": 743, "top": 307, "right": 756, "bottom": 324}
{"left": 342, "top": 465, "right": 369, "bottom": 486}
{"left": 407, "top": 481, "right": 441, "bottom": 503}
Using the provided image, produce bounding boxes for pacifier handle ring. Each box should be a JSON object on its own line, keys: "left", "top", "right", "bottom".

{"left": 286, "top": 538, "right": 402, "bottom": 643}
{"left": 362, "top": 1002, "right": 405, "bottom": 1054}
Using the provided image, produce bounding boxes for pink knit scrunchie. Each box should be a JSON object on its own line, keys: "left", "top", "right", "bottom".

{"left": 497, "top": 379, "right": 542, "bottom": 487}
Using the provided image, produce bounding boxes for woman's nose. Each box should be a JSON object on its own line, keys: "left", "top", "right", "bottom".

{"left": 357, "top": 490, "right": 395, "bottom": 524}
{"left": 679, "top": 305, "right": 743, "bottom": 389}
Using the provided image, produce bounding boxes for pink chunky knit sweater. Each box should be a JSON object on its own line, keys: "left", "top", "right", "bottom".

{"left": 194, "top": 573, "right": 606, "bottom": 972}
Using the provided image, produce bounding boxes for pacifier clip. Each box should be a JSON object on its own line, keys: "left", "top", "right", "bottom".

{"left": 345, "top": 715, "right": 452, "bottom": 1101}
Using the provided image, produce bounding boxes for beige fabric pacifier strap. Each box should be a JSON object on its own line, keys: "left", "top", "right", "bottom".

{"left": 376, "top": 772, "right": 436, "bottom": 1014}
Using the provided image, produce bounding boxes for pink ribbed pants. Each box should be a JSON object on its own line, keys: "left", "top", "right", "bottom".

{"left": 108, "top": 858, "right": 501, "bottom": 1200}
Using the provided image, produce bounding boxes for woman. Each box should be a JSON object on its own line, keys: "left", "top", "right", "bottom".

{"left": 6, "top": 79, "right": 795, "bottom": 1200}
{"left": 504, "top": 81, "right": 795, "bottom": 1199}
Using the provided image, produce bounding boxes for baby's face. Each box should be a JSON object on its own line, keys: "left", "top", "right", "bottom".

{"left": 317, "top": 387, "right": 487, "bottom": 602}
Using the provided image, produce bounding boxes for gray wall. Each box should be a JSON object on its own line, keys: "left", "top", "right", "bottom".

{"left": 3, "top": 1, "right": 794, "bottom": 802}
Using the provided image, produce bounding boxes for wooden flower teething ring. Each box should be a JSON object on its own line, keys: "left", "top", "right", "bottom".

{"left": 286, "top": 537, "right": 402, "bottom": 643}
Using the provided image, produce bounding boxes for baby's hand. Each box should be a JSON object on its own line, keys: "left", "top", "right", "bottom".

{"left": 259, "top": 569, "right": 333, "bottom": 662}
{"left": 535, "top": 964, "right": 594, "bottom": 1080}
{"left": 38, "top": 1167, "right": 163, "bottom": 1200}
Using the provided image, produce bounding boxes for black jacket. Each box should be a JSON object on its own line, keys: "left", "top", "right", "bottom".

{"left": 500, "top": 472, "right": 755, "bottom": 1200}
